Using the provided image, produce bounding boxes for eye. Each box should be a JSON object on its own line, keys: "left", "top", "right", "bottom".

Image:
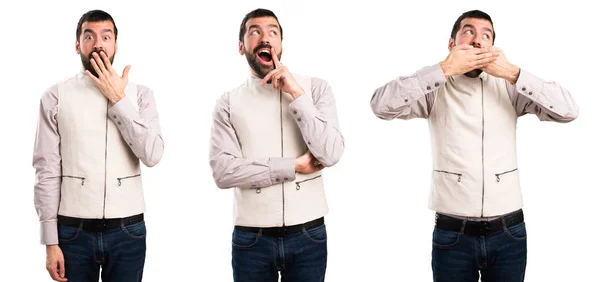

{"left": 103, "top": 36, "right": 111, "bottom": 40}
{"left": 269, "top": 30, "right": 277, "bottom": 36}
{"left": 84, "top": 35, "right": 93, "bottom": 40}
{"left": 250, "top": 30, "right": 259, "bottom": 36}
{"left": 464, "top": 30, "right": 473, "bottom": 35}
{"left": 483, "top": 34, "right": 490, "bottom": 40}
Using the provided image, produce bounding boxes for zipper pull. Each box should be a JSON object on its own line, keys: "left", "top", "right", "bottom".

{"left": 256, "top": 188, "right": 261, "bottom": 194}
{"left": 457, "top": 174, "right": 462, "bottom": 182}
{"left": 296, "top": 182, "right": 301, "bottom": 190}
{"left": 118, "top": 178, "right": 122, "bottom": 186}
{"left": 496, "top": 174, "right": 500, "bottom": 182}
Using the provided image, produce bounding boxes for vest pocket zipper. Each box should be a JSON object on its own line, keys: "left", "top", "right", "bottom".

{"left": 117, "top": 174, "right": 141, "bottom": 186}
{"left": 434, "top": 170, "right": 462, "bottom": 182}
{"left": 62, "top": 175, "right": 85, "bottom": 186}
{"left": 295, "top": 175, "right": 322, "bottom": 190}
{"left": 495, "top": 168, "right": 518, "bottom": 182}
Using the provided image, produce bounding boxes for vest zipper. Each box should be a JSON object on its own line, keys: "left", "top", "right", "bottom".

{"left": 495, "top": 168, "right": 518, "bottom": 182}
{"left": 295, "top": 175, "right": 322, "bottom": 190}
{"left": 103, "top": 100, "right": 109, "bottom": 218}
{"left": 279, "top": 88, "right": 285, "bottom": 226}
{"left": 117, "top": 174, "right": 141, "bottom": 186}
{"left": 62, "top": 175, "right": 85, "bottom": 186}
{"left": 480, "top": 78, "right": 485, "bottom": 217}
{"left": 433, "top": 170, "right": 462, "bottom": 182}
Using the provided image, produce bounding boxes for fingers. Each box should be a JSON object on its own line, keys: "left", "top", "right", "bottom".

{"left": 455, "top": 44, "right": 474, "bottom": 50}
{"left": 90, "top": 57, "right": 103, "bottom": 78}
{"left": 261, "top": 68, "right": 285, "bottom": 87}
{"left": 58, "top": 259, "right": 66, "bottom": 280}
{"left": 92, "top": 52, "right": 109, "bottom": 74}
{"left": 271, "top": 47, "right": 281, "bottom": 68}
{"left": 260, "top": 68, "right": 279, "bottom": 86}
{"left": 85, "top": 70, "right": 101, "bottom": 83}
{"left": 122, "top": 65, "right": 131, "bottom": 81}
{"left": 99, "top": 51, "right": 113, "bottom": 73}
{"left": 46, "top": 263, "right": 67, "bottom": 281}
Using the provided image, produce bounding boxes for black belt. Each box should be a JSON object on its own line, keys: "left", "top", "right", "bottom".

{"left": 435, "top": 209, "right": 524, "bottom": 236}
{"left": 235, "top": 217, "right": 324, "bottom": 237}
{"left": 58, "top": 213, "right": 144, "bottom": 233}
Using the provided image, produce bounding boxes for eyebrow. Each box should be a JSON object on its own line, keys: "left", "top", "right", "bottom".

{"left": 83, "top": 29, "right": 114, "bottom": 34}
{"left": 462, "top": 24, "right": 493, "bottom": 34}
{"left": 248, "top": 24, "right": 280, "bottom": 31}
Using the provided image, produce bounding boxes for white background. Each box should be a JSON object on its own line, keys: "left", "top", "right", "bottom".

{"left": 1, "top": 0, "right": 598, "bottom": 281}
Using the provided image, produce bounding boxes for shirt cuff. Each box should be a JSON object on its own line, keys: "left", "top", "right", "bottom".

{"left": 416, "top": 63, "right": 447, "bottom": 94}
{"left": 289, "top": 94, "right": 319, "bottom": 128}
{"left": 108, "top": 98, "right": 138, "bottom": 125}
{"left": 40, "top": 220, "right": 58, "bottom": 245}
{"left": 269, "top": 157, "right": 296, "bottom": 183}
{"left": 515, "top": 69, "right": 566, "bottom": 116}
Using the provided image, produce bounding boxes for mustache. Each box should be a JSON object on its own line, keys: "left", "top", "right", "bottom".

{"left": 253, "top": 44, "right": 273, "bottom": 54}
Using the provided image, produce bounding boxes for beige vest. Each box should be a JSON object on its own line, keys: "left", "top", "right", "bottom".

{"left": 428, "top": 72, "right": 522, "bottom": 217}
{"left": 56, "top": 72, "right": 145, "bottom": 219}
{"left": 228, "top": 74, "right": 328, "bottom": 227}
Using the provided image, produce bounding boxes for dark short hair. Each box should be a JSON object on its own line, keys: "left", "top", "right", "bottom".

{"left": 76, "top": 10, "right": 118, "bottom": 41}
{"left": 239, "top": 8, "right": 282, "bottom": 42}
{"left": 450, "top": 10, "right": 495, "bottom": 43}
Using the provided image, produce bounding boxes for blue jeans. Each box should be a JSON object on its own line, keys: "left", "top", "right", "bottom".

{"left": 431, "top": 221, "right": 527, "bottom": 282}
{"left": 231, "top": 223, "right": 328, "bottom": 282}
{"left": 58, "top": 220, "right": 147, "bottom": 282}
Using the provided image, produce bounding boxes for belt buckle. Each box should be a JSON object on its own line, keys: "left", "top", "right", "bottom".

{"left": 478, "top": 221, "right": 492, "bottom": 236}
{"left": 92, "top": 219, "right": 107, "bottom": 232}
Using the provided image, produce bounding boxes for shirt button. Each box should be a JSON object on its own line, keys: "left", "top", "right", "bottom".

{"left": 113, "top": 115, "right": 117, "bottom": 118}
{"left": 528, "top": 92, "right": 532, "bottom": 95}
{"left": 297, "top": 118, "right": 301, "bottom": 122}
{"left": 521, "top": 87, "right": 526, "bottom": 91}
{"left": 118, "top": 122, "right": 122, "bottom": 125}
{"left": 293, "top": 110, "right": 297, "bottom": 114}
{"left": 284, "top": 178, "right": 289, "bottom": 181}
{"left": 549, "top": 106, "right": 554, "bottom": 109}
{"left": 434, "top": 82, "right": 440, "bottom": 87}
{"left": 404, "top": 99, "right": 408, "bottom": 103}
{"left": 128, "top": 143, "right": 132, "bottom": 146}
{"left": 276, "top": 178, "right": 280, "bottom": 182}
{"left": 308, "top": 142, "right": 311, "bottom": 145}
{"left": 426, "top": 86, "right": 431, "bottom": 90}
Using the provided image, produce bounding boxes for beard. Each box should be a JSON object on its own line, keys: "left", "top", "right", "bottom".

{"left": 245, "top": 43, "right": 282, "bottom": 79}
{"left": 464, "top": 68, "right": 483, "bottom": 78}
{"left": 81, "top": 50, "right": 114, "bottom": 77}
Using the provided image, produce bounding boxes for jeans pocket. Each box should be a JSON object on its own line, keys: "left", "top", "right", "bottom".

{"left": 432, "top": 227, "right": 461, "bottom": 249}
{"left": 504, "top": 222, "right": 527, "bottom": 241}
{"left": 58, "top": 224, "right": 81, "bottom": 242}
{"left": 122, "top": 221, "right": 147, "bottom": 239}
{"left": 232, "top": 229, "right": 261, "bottom": 249}
{"left": 302, "top": 224, "right": 327, "bottom": 243}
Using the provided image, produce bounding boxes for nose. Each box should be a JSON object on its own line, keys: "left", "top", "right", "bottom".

{"left": 93, "top": 40, "right": 104, "bottom": 52}
{"left": 259, "top": 33, "right": 270, "bottom": 45}
{"left": 471, "top": 34, "right": 483, "bottom": 48}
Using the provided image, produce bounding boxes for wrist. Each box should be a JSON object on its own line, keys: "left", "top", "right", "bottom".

{"left": 290, "top": 88, "right": 304, "bottom": 100}
{"left": 506, "top": 64, "right": 520, "bottom": 84}
{"left": 439, "top": 60, "right": 452, "bottom": 78}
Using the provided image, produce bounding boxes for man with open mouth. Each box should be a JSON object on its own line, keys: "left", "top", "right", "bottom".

{"left": 370, "top": 9, "right": 578, "bottom": 282}
{"left": 209, "top": 8, "right": 345, "bottom": 282}
{"left": 32, "top": 9, "right": 164, "bottom": 282}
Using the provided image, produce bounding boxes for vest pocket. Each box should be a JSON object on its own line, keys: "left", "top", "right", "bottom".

{"left": 495, "top": 168, "right": 518, "bottom": 183}
{"left": 117, "top": 174, "right": 141, "bottom": 186}
{"left": 433, "top": 170, "right": 462, "bottom": 182}
{"left": 62, "top": 175, "right": 86, "bottom": 186}
{"left": 295, "top": 175, "right": 322, "bottom": 191}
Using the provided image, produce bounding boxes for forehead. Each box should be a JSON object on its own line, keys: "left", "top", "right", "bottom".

{"left": 245, "top": 16, "right": 280, "bottom": 31}
{"left": 459, "top": 18, "right": 493, "bottom": 31}
{"left": 81, "top": 20, "right": 115, "bottom": 33}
